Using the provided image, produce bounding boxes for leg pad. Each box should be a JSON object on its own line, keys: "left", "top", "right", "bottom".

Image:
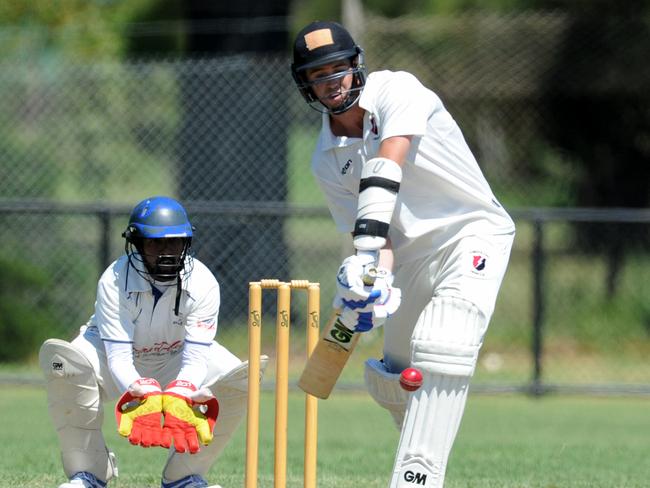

{"left": 39, "top": 339, "right": 117, "bottom": 482}
{"left": 411, "top": 296, "right": 487, "bottom": 377}
{"left": 364, "top": 358, "right": 410, "bottom": 429}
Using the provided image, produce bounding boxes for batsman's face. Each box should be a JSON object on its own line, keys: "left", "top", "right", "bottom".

{"left": 305, "top": 61, "right": 354, "bottom": 109}
{"left": 142, "top": 237, "right": 185, "bottom": 270}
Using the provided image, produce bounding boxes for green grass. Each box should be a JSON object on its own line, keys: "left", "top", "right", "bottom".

{"left": 2, "top": 384, "right": 649, "bottom": 487}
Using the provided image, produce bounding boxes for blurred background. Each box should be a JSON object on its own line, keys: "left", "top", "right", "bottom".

{"left": 0, "top": 0, "right": 648, "bottom": 395}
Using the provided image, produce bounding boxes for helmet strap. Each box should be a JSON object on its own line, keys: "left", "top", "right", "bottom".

{"left": 174, "top": 275, "right": 182, "bottom": 316}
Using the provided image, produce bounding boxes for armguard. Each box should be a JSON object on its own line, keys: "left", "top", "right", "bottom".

{"left": 353, "top": 157, "right": 402, "bottom": 252}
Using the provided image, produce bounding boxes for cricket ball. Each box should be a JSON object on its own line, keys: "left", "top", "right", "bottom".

{"left": 399, "top": 367, "right": 423, "bottom": 392}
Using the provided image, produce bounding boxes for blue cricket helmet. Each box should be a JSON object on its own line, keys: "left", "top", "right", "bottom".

{"left": 124, "top": 196, "right": 193, "bottom": 240}
{"left": 123, "top": 197, "right": 195, "bottom": 311}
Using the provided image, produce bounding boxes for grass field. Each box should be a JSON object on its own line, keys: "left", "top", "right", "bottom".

{"left": 2, "top": 384, "right": 649, "bottom": 488}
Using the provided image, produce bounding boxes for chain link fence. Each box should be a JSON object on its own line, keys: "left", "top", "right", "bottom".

{"left": 0, "top": 12, "right": 648, "bottom": 393}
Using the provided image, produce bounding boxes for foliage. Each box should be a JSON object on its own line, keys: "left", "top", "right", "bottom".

{"left": 0, "top": 257, "right": 59, "bottom": 361}
{"left": 293, "top": 0, "right": 611, "bottom": 21}
{"left": 290, "top": 0, "right": 341, "bottom": 38}
{"left": 0, "top": 1, "right": 179, "bottom": 204}
{"left": 364, "top": 0, "right": 541, "bottom": 16}
{"left": 0, "top": 52, "right": 178, "bottom": 361}
{"left": 0, "top": 0, "right": 160, "bottom": 60}
{"left": 0, "top": 60, "right": 178, "bottom": 203}
{"left": 298, "top": 0, "right": 650, "bottom": 18}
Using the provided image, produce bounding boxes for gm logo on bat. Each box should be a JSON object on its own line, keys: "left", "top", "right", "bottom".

{"left": 323, "top": 317, "right": 354, "bottom": 351}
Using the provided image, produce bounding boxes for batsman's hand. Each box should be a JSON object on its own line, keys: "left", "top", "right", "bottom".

{"left": 115, "top": 378, "right": 164, "bottom": 448}
{"left": 161, "top": 380, "right": 219, "bottom": 454}
{"left": 335, "top": 253, "right": 379, "bottom": 308}
{"left": 339, "top": 284, "right": 402, "bottom": 332}
{"left": 335, "top": 256, "right": 398, "bottom": 314}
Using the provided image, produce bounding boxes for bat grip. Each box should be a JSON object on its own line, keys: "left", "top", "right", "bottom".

{"left": 357, "top": 249, "right": 380, "bottom": 286}
{"left": 362, "top": 266, "right": 379, "bottom": 286}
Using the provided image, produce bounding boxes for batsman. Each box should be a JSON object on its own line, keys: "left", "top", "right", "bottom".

{"left": 39, "top": 196, "right": 265, "bottom": 488}
{"left": 292, "top": 21, "right": 516, "bottom": 487}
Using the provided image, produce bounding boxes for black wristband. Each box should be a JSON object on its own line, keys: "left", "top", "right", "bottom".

{"left": 353, "top": 219, "right": 390, "bottom": 238}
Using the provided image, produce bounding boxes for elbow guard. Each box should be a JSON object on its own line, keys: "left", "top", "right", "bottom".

{"left": 353, "top": 157, "right": 402, "bottom": 251}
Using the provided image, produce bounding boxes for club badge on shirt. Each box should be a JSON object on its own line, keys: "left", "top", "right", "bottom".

{"left": 470, "top": 252, "right": 488, "bottom": 276}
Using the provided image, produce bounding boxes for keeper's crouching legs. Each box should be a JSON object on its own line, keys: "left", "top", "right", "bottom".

{"left": 391, "top": 296, "right": 488, "bottom": 488}
{"left": 161, "top": 357, "right": 268, "bottom": 482}
{"left": 39, "top": 339, "right": 117, "bottom": 485}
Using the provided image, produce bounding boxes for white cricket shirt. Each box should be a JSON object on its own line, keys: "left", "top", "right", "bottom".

{"left": 89, "top": 254, "right": 220, "bottom": 388}
{"left": 311, "top": 70, "right": 515, "bottom": 263}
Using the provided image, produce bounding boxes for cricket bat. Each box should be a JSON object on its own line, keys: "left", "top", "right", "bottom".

{"left": 298, "top": 268, "right": 378, "bottom": 399}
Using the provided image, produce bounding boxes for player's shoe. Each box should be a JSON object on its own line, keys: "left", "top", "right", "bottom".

{"left": 58, "top": 471, "right": 107, "bottom": 488}
{"left": 161, "top": 474, "right": 222, "bottom": 488}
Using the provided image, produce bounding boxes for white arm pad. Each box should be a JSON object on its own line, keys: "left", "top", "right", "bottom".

{"left": 104, "top": 340, "right": 140, "bottom": 393}
{"left": 176, "top": 340, "right": 211, "bottom": 387}
{"left": 353, "top": 157, "right": 402, "bottom": 252}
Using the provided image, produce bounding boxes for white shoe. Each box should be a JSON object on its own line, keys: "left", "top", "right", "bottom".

{"left": 58, "top": 472, "right": 107, "bottom": 488}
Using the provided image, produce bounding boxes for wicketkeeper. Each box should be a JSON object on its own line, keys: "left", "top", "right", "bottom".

{"left": 291, "top": 21, "right": 516, "bottom": 487}
{"left": 39, "top": 196, "right": 266, "bottom": 488}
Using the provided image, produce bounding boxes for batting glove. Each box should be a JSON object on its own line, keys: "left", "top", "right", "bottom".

{"left": 335, "top": 259, "right": 396, "bottom": 313}
{"left": 335, "top": 253, "right": 381, "bottom": 308}
{"left": 161, "top": 380, "right": 219, "bottom": 454}
{"left": 115, "top": 377, "right": 164, "bottom": 448}
{"left": 339, "top": 285, "right": 401, "bottom": 332}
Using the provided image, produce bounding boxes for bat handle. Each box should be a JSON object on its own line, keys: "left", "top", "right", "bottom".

{"left": 362, "top": 266, "right": 380, "bottom": 286}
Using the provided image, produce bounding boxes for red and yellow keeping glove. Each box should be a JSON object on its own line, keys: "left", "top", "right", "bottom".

{"left": 115, "top": 378, "right": 164, "bottom": 448}
{"left": 161, "top": 380, "right": 219, "bottom": 454}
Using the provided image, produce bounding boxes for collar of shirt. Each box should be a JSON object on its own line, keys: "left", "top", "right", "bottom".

{"left": 317, "top": 111, "right": 363, "bottom": 151}
{"left": 122, "top": 253, "right": 192, "bottom": 295}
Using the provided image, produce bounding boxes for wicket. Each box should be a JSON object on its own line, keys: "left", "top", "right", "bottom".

{"left": 246, "top": 279, "right": 320, "bottom": 488}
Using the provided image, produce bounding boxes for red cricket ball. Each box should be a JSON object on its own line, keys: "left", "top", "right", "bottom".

{"left": 399, "top": 367, "right": 423, "bottom": 392}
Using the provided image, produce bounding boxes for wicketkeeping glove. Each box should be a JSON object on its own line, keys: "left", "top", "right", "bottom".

{"left": 115, "top": 377, "right": 164, "bottom": 448}
{"left": 161, "top": 380, "right": 219, "bottom": 454}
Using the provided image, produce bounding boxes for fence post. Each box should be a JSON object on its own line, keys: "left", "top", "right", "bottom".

{"left": 99, "top": 210, "right": 111, "bottom": 277}
{"left": 531, "top": 218, "right": 546, "bottom": 396}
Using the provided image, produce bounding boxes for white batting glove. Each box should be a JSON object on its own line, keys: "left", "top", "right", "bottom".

{"left": 334, "top": 253, "right": 382, "bottom": 309}
{"left": 335, "top": 262, "right": 397, "bottom": 313}
{"left": 370, "top": 284, "right": 402, "bottom": 328}
{"left": 338, "top": 285, "right": 401, "bottom": 332}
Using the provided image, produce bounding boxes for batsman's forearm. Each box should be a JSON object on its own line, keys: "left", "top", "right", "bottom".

{"left": 377, "top": 241, "right": 394, "bottom": 271}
